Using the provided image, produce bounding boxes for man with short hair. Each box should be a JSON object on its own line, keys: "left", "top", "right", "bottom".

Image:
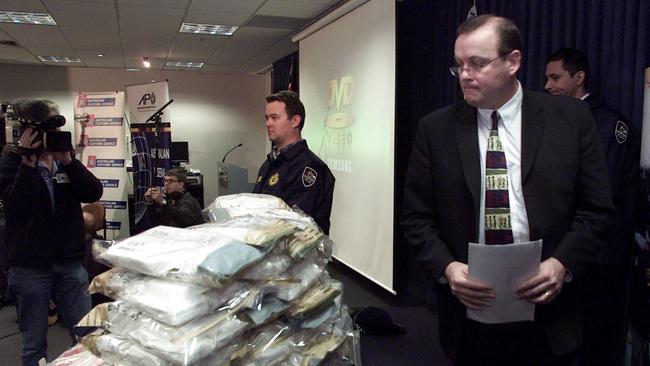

{"left": 401, "top": 15, "right": 613, "bottom": 365}
{"left": 546, "top": 47, "right": 640, "bottom": 366}
{"left": 253, "top": 91, "right": 335, "bottom": 234}
{"left": 145, "top": 168, "right": 203, "bottom": 228}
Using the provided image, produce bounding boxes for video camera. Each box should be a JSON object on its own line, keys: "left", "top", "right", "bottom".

{"left": 5, "top": 100, "right": 72, "bottom": 153}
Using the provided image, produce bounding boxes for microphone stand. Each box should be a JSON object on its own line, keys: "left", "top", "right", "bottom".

{"left": 219, "top": 143, "right": 243, "bottom": 190}
{"left": 222, "top": 143, "right": 243, "bottom": 162}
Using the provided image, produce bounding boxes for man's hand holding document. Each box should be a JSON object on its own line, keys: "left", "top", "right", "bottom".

{"left": 466, "top": 240, "right": 543, "bottom": 324}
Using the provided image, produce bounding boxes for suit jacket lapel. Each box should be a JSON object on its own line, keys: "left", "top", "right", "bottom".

{"left": 521, "top": 91, "right": 545, "bottom": 182}
{"left": 453, "top": 102, "right": 481, "bottom": 217}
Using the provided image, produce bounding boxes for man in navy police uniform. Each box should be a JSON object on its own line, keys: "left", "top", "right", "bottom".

{"left": 546, "top": 47, "right": 641, "bottom": 366}
{"left": 253, "top": 91, "right": 335, "bottom": 234}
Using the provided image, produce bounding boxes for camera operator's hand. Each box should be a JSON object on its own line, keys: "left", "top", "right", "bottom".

{"left": 145, "top": 187, "right": 164, "bottom": 205}
{"left": 52, "top": 150, "right": 73, "bottom": 165}
{"left": 18, "top": 128, "right": 41, "bottom": 167}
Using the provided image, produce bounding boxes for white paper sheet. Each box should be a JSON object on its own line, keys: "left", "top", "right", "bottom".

{"left": 467, "top": 240, "right": 543, "bottom": 324}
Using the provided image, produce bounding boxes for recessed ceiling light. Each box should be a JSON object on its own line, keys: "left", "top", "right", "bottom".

{"left": 180, "top": 22, "right": 238, "bottom": 36}
{"left": 37, "top": 55, "right": 81, "bottom": 63}
{"left": 97, "top": 54, "right": 104, "bottom": 58}
{"left": 142, "top": 57, "right": 151, "bottom": 68}
{"left": 166, "top": 61, "right": 204, "bottom": 68}
{"left": 0, "top": 11, "right": 56, "bottom": 25}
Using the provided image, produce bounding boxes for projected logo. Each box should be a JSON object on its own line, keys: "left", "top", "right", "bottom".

{"left": 326, "top": 76, "right": 354, "bottom": 128}
{"left": 319, "top": 76, "right": 354, "bottom": 173}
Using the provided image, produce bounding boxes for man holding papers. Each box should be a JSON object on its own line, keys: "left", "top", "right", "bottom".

{"left": 401, "top": 15, "right": 613, "bottom": 365}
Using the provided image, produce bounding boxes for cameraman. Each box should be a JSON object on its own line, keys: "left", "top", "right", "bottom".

{"left": 0, "top": 99, "right": 102, "bottom": 366}
{"left": 144, "top": 168, "right": 203, "bottom": 228}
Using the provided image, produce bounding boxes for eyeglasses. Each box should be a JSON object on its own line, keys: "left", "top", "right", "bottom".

{"left": 449, "top": 52, "right": 510, "bottom": 77}
{"left": 163, "top": 178, "right": 179, "bottom": 184}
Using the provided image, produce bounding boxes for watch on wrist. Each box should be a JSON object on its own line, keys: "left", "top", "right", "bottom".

{"left": 161, "top": 198, "right": 168, "bottom": 206}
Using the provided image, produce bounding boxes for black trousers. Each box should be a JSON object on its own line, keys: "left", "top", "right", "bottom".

{"left": 456, "top": 319, "right": 580, "bottom": 366}
{"left": 581, "top": 263, "right": 631, "bottom": 366}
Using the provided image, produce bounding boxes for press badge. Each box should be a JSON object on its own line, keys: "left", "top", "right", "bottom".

{"left": 55, "top": 173, "right": 70, "bottom": 183}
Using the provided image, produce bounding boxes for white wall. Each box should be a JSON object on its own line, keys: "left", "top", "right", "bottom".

{"left": 0, "top": 64, "right": 268, "bottom": 206}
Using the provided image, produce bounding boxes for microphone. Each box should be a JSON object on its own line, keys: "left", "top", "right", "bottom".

{"left": 222, "top": 143, "right": 243, "bottom": 162}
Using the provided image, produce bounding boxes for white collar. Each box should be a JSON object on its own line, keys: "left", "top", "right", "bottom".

{"left": 477, "top": 80, "right": 523, "bottom": 128}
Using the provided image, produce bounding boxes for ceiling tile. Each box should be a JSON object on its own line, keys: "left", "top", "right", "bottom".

{"left": 0, "top": 28, "right": 12, "bottom": 41}
{"left": 257, "top": 0, "right": 331, "bottom": 19}
{"left": 117, "top": 0, "right": 190, "bottom": 9}
{"left": 247, "top": 15, "right": 308, "bottom": 29}
{"left": 29, "top": 46, "right": 79, "bottom": 56}
{"left": 0, "top": 23, "right": 73, "bottom": 50}
{"left": 0, "top": 44, "right": 38, "bottom": 64}
{"left": 76, "top": 50, "right": 123, "bottom": 68}
{"left": 241, "top": 37, "right": 296, "bottom": 73}
{"left": 227, "top": 26, "right": 292, "bottom": 48}
{"left": 184, "top": 9, "right": 250, "bottom": 26}
{"left": 202, "top": 64, "right": 240, "bottom": 73}
{"left": 51, "top": 0, "right": 115, "bottom": 4}
{"left": 43, "top": 0, "right": 120, "bottom": 51}
{"left": 189, "top": 0, "right": 266, "bottom": 14}
{"left": 119, "top": 4, "right": 185, "bottom": 60}
{"left": 169, "top": 33, "right": 228, "bottom": 61}
{"left": 0, "top": 0, "right": 47, "bottom": 12}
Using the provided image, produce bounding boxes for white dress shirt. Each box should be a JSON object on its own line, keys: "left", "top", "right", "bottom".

{"left": 477, "top": 81, "right": 530, "bottom": 244}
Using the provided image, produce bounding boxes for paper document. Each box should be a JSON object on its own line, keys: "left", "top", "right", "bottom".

{"left": 467, "top": 240, "right": 542, "bottom": 324}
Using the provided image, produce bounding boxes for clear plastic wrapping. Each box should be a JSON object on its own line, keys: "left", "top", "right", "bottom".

{"left": 93, "top": 333, "right": 172, "bottom": 366}
{"left": 80, "top": 301, "right": 250, "bottom": 366}
{"left": 89, "top": 269, "right": 253, "bottom": 327}
{"left": 88, "top": 267, "right": 146, "bottom": 299}
{"left": 197, "top": 240, "right": 267, "bottom": 287}
{"left": 236, "top": 305, "right": 357, "bottom": 366}
{"left": 98, "top": 226, "right": 268, "bottom": 286}
{"left": 47, "top": 343, "right": 104, "bottom": 366}
{"left": 271, "top": 251, "right": 326, "bottom": 302}
{"left": 190, "top": 216, "right": 298, "bottom": 248}
{"left": 71, "top": 193, "right": 360, "bottom": 365}
{"left": 203, "top": 194, "right": 319, "bottom": 232}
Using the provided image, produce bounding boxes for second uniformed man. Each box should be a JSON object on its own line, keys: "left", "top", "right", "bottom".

{"left": 253, "top": 91, "right": 335, "bottom": 234}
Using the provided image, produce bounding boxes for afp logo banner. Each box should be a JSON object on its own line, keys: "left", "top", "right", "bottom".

{"left": 126, "top": 81, "right": 171, "bottom": 123}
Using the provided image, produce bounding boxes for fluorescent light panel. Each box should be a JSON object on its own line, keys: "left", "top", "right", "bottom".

{"left": 166, "top": 61, "right": 204, "bottom": 68}
{"left": 180, "top": 22, "right": 237, "bottom": 36}
{"left": 0, "top": 11, "right": 56, "bottom": 25}
{"left": 37, "top": 55, "right": 81, "bottom": 63}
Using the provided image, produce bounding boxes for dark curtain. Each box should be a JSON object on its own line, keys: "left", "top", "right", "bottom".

{"left": 271, "top": 51, "right": 299, "bottom": 94}
{"left": 395, "top": 0, "right": 648, "bottom": 303}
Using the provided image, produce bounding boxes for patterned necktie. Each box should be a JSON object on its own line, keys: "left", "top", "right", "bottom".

{"left": 485, "top": 111, "right": 514, "bottom": 244}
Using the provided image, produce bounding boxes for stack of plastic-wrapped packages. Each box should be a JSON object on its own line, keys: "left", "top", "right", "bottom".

{"left": 51, "top": 194, "right": 360, "bottom": 366}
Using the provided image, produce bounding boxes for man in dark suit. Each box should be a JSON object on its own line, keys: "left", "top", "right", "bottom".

{"left": 401, "top": 15, "right": 613, "bottom": 365}
{"left": 545, "top": 47, "right": 640, "bottom": 366}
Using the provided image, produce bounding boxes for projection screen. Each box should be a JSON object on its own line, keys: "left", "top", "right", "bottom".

{"left": 298, "top": 0, "right": 396, "bottom": 292}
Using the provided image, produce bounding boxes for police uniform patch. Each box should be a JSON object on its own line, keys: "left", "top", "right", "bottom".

{"left": 615, "top": 120, "right": 628, "bottom": 144}
{"left": 268, "top": 172, "right": 280, "bottom": 186}
{"left": 302, "top": 167, "right": 317, "bottom": 187}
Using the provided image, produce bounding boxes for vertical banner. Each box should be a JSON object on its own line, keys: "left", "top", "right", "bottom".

{"left": 129, "top": 122, "right": 172, "bottom": 231}
{"left": 73, "top": 91, "right": 129, "bottom": 239}
{"left": 125, "top": 81, "right": 172, "bottom": 234}
{"left": 641, "top": 68, "right": 650, "bottom": 169}
{"left": 125, "top": 81, "right": 172, "bottom": 187}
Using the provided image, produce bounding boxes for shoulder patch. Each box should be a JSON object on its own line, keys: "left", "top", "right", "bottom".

{"left": 302, "top": 167, "right": 318, "bottom": 187}
{"left": 269, "top": 172, "right": 280, "bottom": 186}
{"left": 615, "top": 120, "right": 628, "bottom": 144}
